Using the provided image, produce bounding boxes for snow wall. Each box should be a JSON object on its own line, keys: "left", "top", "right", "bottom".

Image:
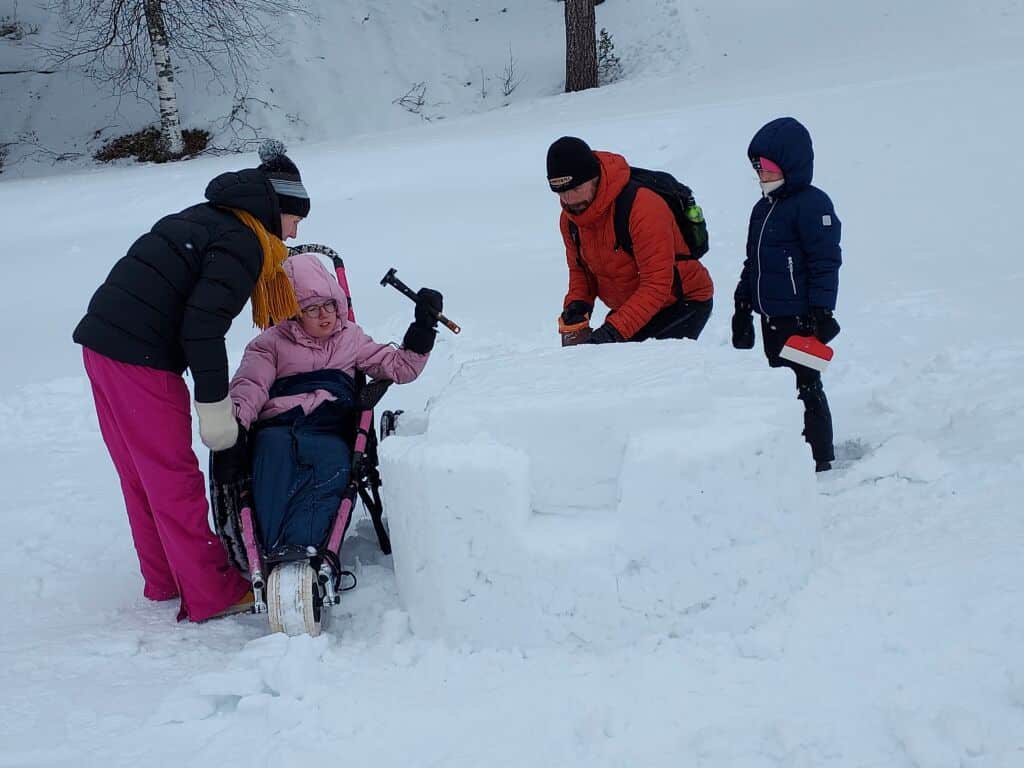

{"left": 380, "top": 343, "right": 820, "bottom": 650}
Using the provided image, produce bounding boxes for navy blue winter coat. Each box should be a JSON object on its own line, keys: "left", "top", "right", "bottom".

{"left": 735, "top": 117, "right": 842, "bottom": 317}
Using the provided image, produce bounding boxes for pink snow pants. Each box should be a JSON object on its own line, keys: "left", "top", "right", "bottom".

{"left": 82, "top": 348, "right": 250, "bottom": 621}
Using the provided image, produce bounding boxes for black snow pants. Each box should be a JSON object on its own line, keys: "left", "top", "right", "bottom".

{"left": 760, "top": 315, "right": 835, "bottom": 464}
{"left": 633, "top": 297, "right": 714, "bottom": 342}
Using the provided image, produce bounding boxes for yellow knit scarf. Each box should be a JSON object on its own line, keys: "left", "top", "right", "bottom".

{"left": 229, "top": 208, "right": 300, "bottom": 329}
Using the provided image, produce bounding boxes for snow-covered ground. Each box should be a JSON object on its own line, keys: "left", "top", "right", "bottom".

{"left": 3, "top": 1, "right": 1024, "bottom": 765}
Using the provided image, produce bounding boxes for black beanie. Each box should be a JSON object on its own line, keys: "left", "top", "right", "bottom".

{"left": 546, "top": 136, "right": 600, "bottom": 192}
{"left": 258, "top": 139, "right": 310, "bottom": 218}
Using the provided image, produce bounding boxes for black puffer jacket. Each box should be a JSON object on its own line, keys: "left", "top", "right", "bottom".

{"left": 73, "top": 169, "right": 281, "bottom": 403}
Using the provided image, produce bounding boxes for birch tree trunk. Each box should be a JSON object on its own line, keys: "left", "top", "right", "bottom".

{"left": 564, "top": 0, "right": 598, "bottom": 92}
{"left": 144, "top": 0, "right": 184, "bottom": 157}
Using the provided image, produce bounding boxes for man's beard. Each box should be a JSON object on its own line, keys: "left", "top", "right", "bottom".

{"left": 562, "top": 199, "right": 592, "bottom": 215}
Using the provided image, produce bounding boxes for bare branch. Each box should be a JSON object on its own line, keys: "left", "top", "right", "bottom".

{"left": 393, "top": 81, "right": 427, "bottom": 114}
{"left": 38, "top": 0, "right": 313, "bottom": 98}
{"left": 501, "top": 45, "right": 523, "bottom": 97}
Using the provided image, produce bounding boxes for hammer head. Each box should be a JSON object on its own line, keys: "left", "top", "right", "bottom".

{"left": 380, "top": 267, "right": 397, "bottom": 287}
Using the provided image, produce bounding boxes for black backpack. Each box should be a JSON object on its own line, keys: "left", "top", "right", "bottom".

{"left": 568, "top": 167, "right": 710, "bottom": 264}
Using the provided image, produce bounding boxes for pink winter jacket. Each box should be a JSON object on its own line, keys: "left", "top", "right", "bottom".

{"left": 229, "top": 253, "right": 428, "bottom": 429}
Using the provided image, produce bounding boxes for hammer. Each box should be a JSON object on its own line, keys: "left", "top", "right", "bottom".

{"left": 380, "top": 268, "right": 461, "bottom": 334}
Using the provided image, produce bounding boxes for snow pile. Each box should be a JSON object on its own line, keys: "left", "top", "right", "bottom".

{"left": 152, "top": 633, "right": 334, "bottom": 728}
{"left": 382, "top": 344, "right": 818, "bottom": 649}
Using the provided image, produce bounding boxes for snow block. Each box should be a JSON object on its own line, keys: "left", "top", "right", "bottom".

{"left": 381, "top": 344, "right": 818, "bottom": 650}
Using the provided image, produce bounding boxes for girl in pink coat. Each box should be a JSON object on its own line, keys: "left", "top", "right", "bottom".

{"left": 229, "top": 253, "right": 441, "bottom": 550}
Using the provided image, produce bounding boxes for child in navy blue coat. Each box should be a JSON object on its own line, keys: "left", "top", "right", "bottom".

{"left": 731, "top": 117, "right": 842, "bottom": 471}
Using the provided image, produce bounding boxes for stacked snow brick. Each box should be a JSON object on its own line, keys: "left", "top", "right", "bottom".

{"left": 381, "top": 344, "right": 818, "bottom": 650}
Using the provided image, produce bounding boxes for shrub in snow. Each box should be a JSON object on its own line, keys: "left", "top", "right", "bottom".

{"left": 0, "top": 16, "right": 37, "bottom": 40}
{"left": 93, "top": 127, "right": 210, "bottom": 164}
{"left": 598, "top": 27, "right": 623, "bottom": 85}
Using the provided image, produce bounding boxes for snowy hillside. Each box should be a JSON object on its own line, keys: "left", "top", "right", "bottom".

{"left": 3, "top": 0, "right": 1023, "bottom": 176}
{"left": 2, "top": 0, "right": 567, "bottom": 175}
{"left": 3, "top": 0, "right": 1024, "bottom": 765}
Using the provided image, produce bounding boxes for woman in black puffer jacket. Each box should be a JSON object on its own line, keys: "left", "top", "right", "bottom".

{"left": 73, "top": 141, "right": 311, "bottom": 621}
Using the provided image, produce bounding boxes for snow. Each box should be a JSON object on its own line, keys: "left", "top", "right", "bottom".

{"left": 2, "top": 0, "right": 571, "bottom": 176}
{"left": 383, "top": 345, "right": 819, "bottom": 649}
{"left": 3, "top": 0, "right": 1024, "bottom": 765}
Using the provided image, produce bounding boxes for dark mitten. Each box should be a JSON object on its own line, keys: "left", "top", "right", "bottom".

{"left": 810, "top": 307, "right": 840, "bottom": 343}
{"left": 211, "top": 422, "right": 250, "bottom": 484}
{"left": 402, "top": 323, "right": 436, "bottom": 354}
{"left": 561, "top": 300, "right": 593, "bottom": 326}
{"left": 559, "top": 300, "right": 593, "bottom": 346}
{"left": 731, "top": 301, "right": 755, "bottom": 349}
{"left": 414, "top": 287, "right": 444, "bottom": 328}
{"left": 587, "top": 323, "right": 623, "bottom": 345}
{"left": 794, "top": 314, "right": 816, "bottom": 336}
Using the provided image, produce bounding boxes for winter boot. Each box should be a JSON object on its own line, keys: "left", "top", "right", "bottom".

{"left": 205, "top": 590, "right": 255, "bottom": 621}
{"left": 797, "top": 378, "right": 835, "bottom": 466}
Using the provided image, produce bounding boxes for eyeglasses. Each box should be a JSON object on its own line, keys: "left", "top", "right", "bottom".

{"left": 300, "top": 300, "right": 339, "bottom": 318}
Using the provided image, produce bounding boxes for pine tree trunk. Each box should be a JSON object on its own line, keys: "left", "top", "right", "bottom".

{"left": 144, "top": 0, "right": 184, "bottom": 158}
{"left": 564, "top": 0, "right": 598, "bottom": 92}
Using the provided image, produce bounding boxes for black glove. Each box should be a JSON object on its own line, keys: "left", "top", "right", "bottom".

{"left": 414, "top": 287, "right": 443, "bottom": 328}
{"left": 810, "top": 307, "right": 840, "bottom": 343}
{"left": 731, "top": 300, "right": 755, "bottom": 349}
{"left": 561, "top": 300, "right": 593, "bottom": 326}
{"left": 794, "top": 314, "right": 815, "bottom": 336}
{"left": 211, "top": 421, "right": 250, "bottom": 485}
{"left": 587, "top": 323, "right": 623, "bottom": 345}
{"left": 403, "top": 323, "right": 436, "bottom": 354}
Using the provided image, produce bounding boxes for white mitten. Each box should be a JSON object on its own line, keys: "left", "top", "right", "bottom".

{"left": 195, "top": 397, "right": 239, "bottom": 451}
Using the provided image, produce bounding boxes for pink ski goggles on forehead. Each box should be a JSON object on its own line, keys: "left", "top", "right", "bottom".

{"left": 751, "top": 156, "right": 783, "bottom": 174}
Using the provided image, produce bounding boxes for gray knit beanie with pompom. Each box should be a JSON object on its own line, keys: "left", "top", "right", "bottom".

{"left": 258, "top": 139, "right": 310, "bottom": 218}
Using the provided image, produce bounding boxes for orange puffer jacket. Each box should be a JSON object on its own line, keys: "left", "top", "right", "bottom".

{"left": 560, "top": 151, "right": 714, "bottom": 340}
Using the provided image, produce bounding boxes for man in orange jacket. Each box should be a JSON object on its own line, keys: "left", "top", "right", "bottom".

{"left": 549, "top": 136, "right": 714, "bottom": 345}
